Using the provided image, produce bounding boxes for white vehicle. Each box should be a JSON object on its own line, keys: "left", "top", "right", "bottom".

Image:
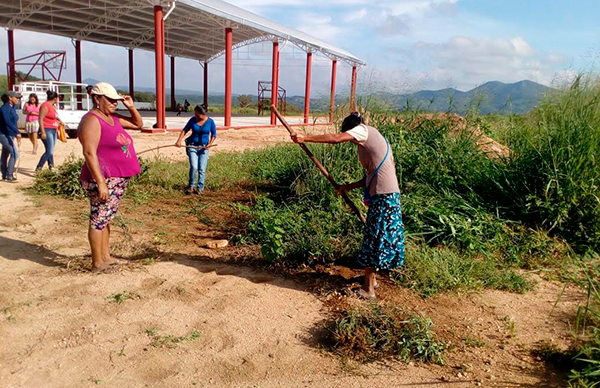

{"left": 14, "top": 81, "right": 91, "bottom": 138}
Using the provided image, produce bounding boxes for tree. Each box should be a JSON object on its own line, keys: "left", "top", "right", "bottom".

{"left": 237, "top": 94, "right": 252, "bottom": 108}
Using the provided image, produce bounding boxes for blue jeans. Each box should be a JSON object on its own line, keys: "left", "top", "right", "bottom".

{"left": 187, "top": 147, "right": 210, "bottom": 190}
{"left": 0, "top": 133, "right": 18, "bottom": 179}
{"left": 37, "top": 128, "right": 56, "bottom": 169}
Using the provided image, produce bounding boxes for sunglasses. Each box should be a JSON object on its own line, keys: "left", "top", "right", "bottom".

{"left": 102, "top": 95, "right": 119, "bottom": 105}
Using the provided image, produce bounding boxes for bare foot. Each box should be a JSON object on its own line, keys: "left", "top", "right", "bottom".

{"left": 350, "top": 288, "right": 376, "bottom": 300}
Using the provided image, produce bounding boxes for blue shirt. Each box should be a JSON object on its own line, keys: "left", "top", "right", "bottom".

{"left": 0, "top": 102, "right": 19, "bottom": 137}
{"left": 183, "top": 117, "right": 216, "bottom": 146}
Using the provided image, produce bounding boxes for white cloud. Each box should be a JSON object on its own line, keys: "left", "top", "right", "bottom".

{"left": 296, "top": 14, "right": 345, "bottom": 42}
{"left": 344, "top": 8, "right": 368, "bottom": 22}
{"left": 413, "top": 36, "right": 569, "bottom": 90}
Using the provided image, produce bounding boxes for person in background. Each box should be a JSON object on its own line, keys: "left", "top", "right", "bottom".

{"left": 290, "top": 112, "right": 405, "bottom": 300}
{"left": 23, "top": 93, "right": 40, "bottom": 154}
{"left": 176, "top": 102, "right": 183, "bottom": 116}
{"left": 36, "top": 90, "right": 62, "bottom": 171}
{"left": 175, "top": 103, "right": 216, "bottom": 195}
{"left": 0, "top": 91, "right": 22, "bottom": 182}
{"left": 86, "top": 85, "right": 94, "bottom": 110}
{"left": 184, "top": 99, "right": 190, "bottom": 112}
{"left": 78, "top": 82, "right": 143, "bottom": 273}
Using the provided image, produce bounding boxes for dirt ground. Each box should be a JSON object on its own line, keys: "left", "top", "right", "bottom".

{"left": 0, "top": 126, "right": 586, "bottom": 387}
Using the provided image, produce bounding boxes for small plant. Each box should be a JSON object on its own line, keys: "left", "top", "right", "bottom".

{"left": 260, "top": 220, "right": 285, "bottom": 262}
{"left": 144, "top": 328, "right": 201, "bottom": 349}
{"left": 463, "top": 337, "right": 487, "bottom": 348}
{"left": 108, "top": 291, "right": 138, "bottom": 304}
{"left": 326, "top": 303, "right": 445, "bottom": 364}
{"left": 502, "top": 316, "right": 516, "bottom": 337}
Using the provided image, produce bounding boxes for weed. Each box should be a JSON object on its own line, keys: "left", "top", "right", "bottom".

{"left": 108, "top": 291, "right": 138, "bottom": 304}
{"left": 326, "top": 303, "right": 445, "bottom": 364}
{"left": 463, "top": 338, "right": 487, "bottom": 348}
{"left": 502, "top": 316, "right": 516, "bottom": 337}
{"left": 142, "top": 257, "right": 156, "bottom": 265}
{"left": 144, "top": 328, "right": 201, "bottom": 349}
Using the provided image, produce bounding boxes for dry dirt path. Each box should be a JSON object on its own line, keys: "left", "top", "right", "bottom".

{"left": 0, "top": 130, "right": 453, "bottom": 388}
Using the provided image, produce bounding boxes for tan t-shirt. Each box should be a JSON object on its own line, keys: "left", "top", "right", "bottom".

{"left": 347, "top": 125, "right": 399, "bottom": 196}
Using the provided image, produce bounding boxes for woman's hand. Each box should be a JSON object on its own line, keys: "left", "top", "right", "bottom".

{"left": 122, "top": 95, "right": 135, "bottom": 109}
{"left": 291, "top": 133, "right": 305, "bottom": 143}
{"left": 98, "top": 181, "right": 109, "bottom": 202}
{"left": 175, "top": 141, "right": 183, "bottom": 148}
{"left": 335, "top": 184, "right": 351, "bottom": 196}
{"left": 40, "top": 131, "right": 46, "bottom": 140}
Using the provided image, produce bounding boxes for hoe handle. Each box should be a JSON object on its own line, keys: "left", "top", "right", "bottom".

{"left": 272, "top": 105, "right": 366, "bottom": 224}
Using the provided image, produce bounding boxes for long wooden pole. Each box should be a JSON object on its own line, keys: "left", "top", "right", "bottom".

{"left": 271, "top": 105, "right": 366, "bottom": 224}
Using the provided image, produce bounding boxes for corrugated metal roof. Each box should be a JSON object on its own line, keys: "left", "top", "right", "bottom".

{"left": 0, "top": 0, "right": 365, "bottom": 66}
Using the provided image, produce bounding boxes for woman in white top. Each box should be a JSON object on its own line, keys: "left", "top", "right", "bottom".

{"left": 291, "top": 112, "right": 405, "bottom": 299}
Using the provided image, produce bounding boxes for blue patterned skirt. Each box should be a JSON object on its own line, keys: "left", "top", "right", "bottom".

{"left": 357, "top": 192, "right": 405, "bottom": 270}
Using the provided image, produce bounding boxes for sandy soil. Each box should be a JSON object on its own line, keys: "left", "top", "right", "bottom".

{"left": 0, "top": 127, "right": 586, "bottom": 387}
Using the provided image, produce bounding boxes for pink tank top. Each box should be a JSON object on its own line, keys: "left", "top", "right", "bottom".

{"left": 80, "top": 112, "right": 141, "bottom": 181}
{"left": 41, "top": 101, "right": 58, "bottom": 128}
{"left": 24, "top": 103, "right": 40, "bottom": 122}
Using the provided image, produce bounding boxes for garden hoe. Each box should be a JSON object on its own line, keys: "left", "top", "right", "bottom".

{"left": 271, "top": 105, "right": 366, "bottom": 224}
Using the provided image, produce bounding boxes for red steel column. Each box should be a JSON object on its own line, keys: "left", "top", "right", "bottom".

{"left": 154, "top": 5, "right": 165, "bottom": 129}
{"left": 75, "top": 40, "right": 82, "bottom": 110}
{"left": 160, "top": 16, "right": 166, "bottom": 127}
{"left": 303, "top": 51, "right": 312, "bottom": 124}
{"left": 7, "top": 30, "right": 15, "bottom": 91}
{"left": 203, "top": 62, "right": 208, "bottom": 107}
{"left": 170, "top": 56, "right": 175, "bottom": 111}
{"left": 329, "top": 60, "right": 337, "bottom": 123}
{"left": 350, "top": 65, "right": 357, "bottom": 111}
{"left": 224, "top": 27, "right": 232, "bottom": 127}
{"left": 270, "top": 41, "right": 279, "bottom": 125}
{"left": 128, "top": 49, "right": 134, "bottom": 97}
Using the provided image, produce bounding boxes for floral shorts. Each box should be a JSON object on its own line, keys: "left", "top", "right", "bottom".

{"left": 82, "top": 177, "right": 130, "bottom": 230}
{"left": 25, "top": 121, "right": 39, "bottom": 133}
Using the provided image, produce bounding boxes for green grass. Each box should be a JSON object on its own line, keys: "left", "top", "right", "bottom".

{"left": 144, "top": 328, "right": 201, "bottom": 349}
{"left": 108, "top": 291, "right": 138, "bottom": 304}
{"left": 326, "top": 303, "right": 446, "bottom": 364}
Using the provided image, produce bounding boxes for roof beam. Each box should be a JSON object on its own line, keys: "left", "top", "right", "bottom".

{"left": 74, "top": 2, "right": 151, "bottom": 41}
{"left": 6, "top": 0, "right": 57, "bottom": 29}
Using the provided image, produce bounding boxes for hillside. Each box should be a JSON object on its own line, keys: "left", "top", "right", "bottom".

{"left": 78, "top": 79, "right": 554, "bottom": 115}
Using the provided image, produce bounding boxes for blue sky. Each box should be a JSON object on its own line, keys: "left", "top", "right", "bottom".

{"left": 1, "top": 0, "right": 598, "bottom": 96}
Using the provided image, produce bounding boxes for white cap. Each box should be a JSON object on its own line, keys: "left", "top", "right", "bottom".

{"left": 91, "top": 82, "right": 123, "bottom": 100}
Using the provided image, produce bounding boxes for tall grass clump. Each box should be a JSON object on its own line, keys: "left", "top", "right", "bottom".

{"left": 499, "top": 76, "right": 600, "bottom": 252}
{"left": 566, "top": 255, "right": 600, "bottom": 387}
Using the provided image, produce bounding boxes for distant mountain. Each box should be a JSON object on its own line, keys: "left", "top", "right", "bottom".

{"left": 288, "top": 80, "right": 554, "bottom": 115}
{"left": 391, "top": 80, "right": 554, "bottom": 114}
{"left": 77, "top": 79, "right": 552, "bottom": 115}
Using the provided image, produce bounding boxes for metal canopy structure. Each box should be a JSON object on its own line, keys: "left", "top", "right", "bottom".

{"left": 0, "top": 0, "right": 364, "bottom": 66}
{"left": 1, "top": 0, "right": 365, "bottom": 130}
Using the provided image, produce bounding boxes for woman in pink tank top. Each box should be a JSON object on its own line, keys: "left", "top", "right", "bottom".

{"left": 78, "top": 82, "right": 143, "bottom": 273}
{"left": 23, "top": 93, "right": 40, "bottom": 154}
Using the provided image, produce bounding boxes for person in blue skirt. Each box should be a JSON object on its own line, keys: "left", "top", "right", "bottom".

{"left": 291, "top": 112, "right": 405, "bottom": 299}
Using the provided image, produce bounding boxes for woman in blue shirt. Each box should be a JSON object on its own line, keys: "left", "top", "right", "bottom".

{"left": 175, "top": 104, "right": 216, "bottom": 194}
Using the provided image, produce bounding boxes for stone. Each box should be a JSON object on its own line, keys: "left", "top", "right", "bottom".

{"left": 205, "top": 240, "right": 229, "bottom": 249}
